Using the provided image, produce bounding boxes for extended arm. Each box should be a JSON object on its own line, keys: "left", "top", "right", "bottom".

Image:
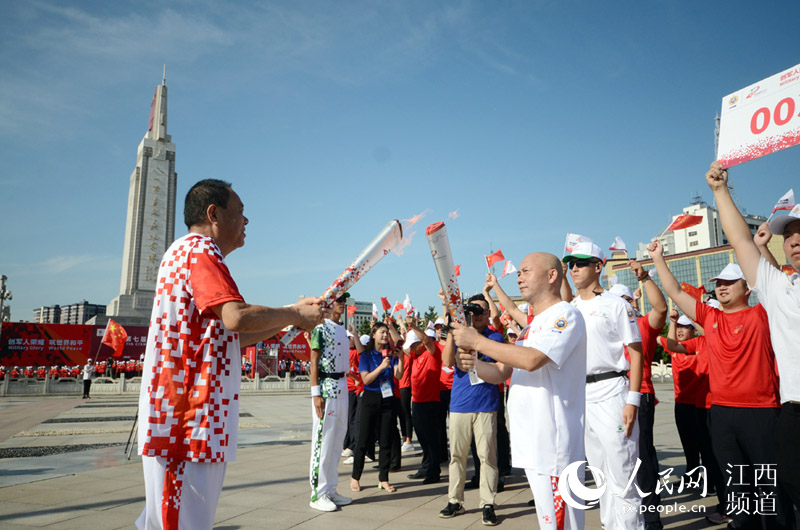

{"left": 706, "top": 161, "right": 762, "bottom": 283}
{"left": 451, "top": 324, "right": 552, "bottom": 372}
{"left": 485, "top": 273, "right": 527, "bottom": 327}
{"left": 631, "top": 260, "right": 667, "bottom": 330}
{"left": 216, "top": 298, "right": 322, "bottom": 346}
{"left": 648, "top": 240, "right": 698, "bottom": 321}
{"left": 754, "top": 221, "right": 780, "bottom": 270}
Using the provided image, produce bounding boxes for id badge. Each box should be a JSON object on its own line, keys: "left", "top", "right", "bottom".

{"left": 468, "top": 368, "right": 484, "bottom": 386}
{"left": 380, "top": 379, "right": 393, "bottom": 398}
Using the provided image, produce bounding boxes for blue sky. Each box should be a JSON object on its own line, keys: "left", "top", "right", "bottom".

{"left": 1, "top": 0, "right": 798, "bottom": 321}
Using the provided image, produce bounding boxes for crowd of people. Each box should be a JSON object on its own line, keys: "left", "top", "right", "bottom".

{"left": 133, "top": 169, "right": 799, "bottom": 530}
{"left": 0, "top": 358, "right": 143, "bottom": 381}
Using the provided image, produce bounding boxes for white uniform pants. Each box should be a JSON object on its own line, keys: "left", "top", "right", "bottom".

{"left": 525, "top": 470, "right": 585, "bottom": 530}
{"left": 136, "top": 455, "right": 226, "bottom": 530}
{"left": 310, "top": 380, "right": 348, "bottom": 501}
{"left": 585, "top": 391, "right": 643, "bottom": 530}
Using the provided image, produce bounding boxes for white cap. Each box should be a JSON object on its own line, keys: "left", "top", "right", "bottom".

{"left": 424, "top": 329, "right": 437, "bottom": 339}
{"left": 404, "top": 330, "right": 420, "bottom": 351}
{"left": 518, "top": 303, "right": 530, "bottom": 314}
{"left": 769, "top": 204, "right": 800, "bottom": 235}
{"left": 359, "top": 335, "right": 370, "bottom": 346}
{"left": 88, "top": 359, "right": 92, "bottom": 362}
{"left": 705, "top": 299, "right": 721, "bottom": 309}
{"left": 346, "top": 331, "right": 354, "bottom": 338}
{"left": 676, "top": 315, "right": 694, "bottom": 327}
{"left": 507, "top": 328, "right": 519, "bottom": 336}
{"left": 434, "top": 317, "right": 445, "bottom": 327}
{"left": 562, "top": 241, "right": 605, "bottom": 263}
{"left": 608, "top": 283, "right": 634, "bottom": 300}
{"left": 709, "top": 263, "right": 745, "bottom": 282}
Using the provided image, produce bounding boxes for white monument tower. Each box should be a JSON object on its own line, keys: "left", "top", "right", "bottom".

{"left": 106, "top": 68, "right": 177, "bottom": 324}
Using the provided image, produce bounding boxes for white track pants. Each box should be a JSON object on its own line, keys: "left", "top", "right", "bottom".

{"left": 585, "top": 391, "right": 643, "bottom": 530}
{"left": 525, "top": 470, "right": 585, "bottom": 530}
{"left": 309, "top": 380, "right": 349, "bottom": 501}
{"left": 136, "top": 455, "right": 226, "bottom": 530}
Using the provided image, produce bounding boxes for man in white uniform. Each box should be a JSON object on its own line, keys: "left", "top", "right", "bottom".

{"left": 453, "top": 252, "right": 587, "bottom": 529}
{"left": 563, "top": 241, "right": 644, "bottom": 530}
{"left": 309, "top": 293, "right": 352, "bottom": 511}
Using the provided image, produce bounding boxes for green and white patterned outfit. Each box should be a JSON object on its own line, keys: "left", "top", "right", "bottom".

{"left": 308, "top": 319, "right": 349, "bottom": 501}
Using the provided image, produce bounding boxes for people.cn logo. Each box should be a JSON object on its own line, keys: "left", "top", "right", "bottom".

{"left": 558, "top": 461, "right": 607, "bottom": 510}
{"left": 745, "top": 85, "right": 761, "bottom": 99}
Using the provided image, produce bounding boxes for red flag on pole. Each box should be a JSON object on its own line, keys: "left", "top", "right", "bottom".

{"left": 455, "top": 265, "right": 461, "bottom": 276}
{"left": 392, "top": 301, "right": 403, "bottom": 314}
{"left": 667, "top": 214, "right": 704, "bottom": 231}
{"left": 380, "top": 297, "right": 391, "bottom": 311}
{"left": 347, "top": 305, "right": 357, "bottom": 318}
{"left": 102, "top": 319, "right": 128, "bottom": 358}
{"left": 485, "top": 249, "right": 505, "bottom": 268}
{"left": 681, "top": 282, "right": 707, "bottom": 302}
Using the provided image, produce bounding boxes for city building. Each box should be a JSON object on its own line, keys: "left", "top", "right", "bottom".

{"left": 344, "top": 300, "right": 373, "bottom": 332}
{"left": 104, "top": 68, "right": 177, "bottom": 326}
{"left": 634, "top": 196, "right": 767, "bottom": 260}
{"left": 33, "top": 301, "right": 107, "bottom": 324}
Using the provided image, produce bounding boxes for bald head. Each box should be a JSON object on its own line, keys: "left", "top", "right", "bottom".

{"left": 518, "top": 252, "right": 563, "bottom": 301}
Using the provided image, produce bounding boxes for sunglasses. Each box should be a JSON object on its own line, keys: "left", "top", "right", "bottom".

{"left": 568, "top": 259, "right": 598, "bottom": 269}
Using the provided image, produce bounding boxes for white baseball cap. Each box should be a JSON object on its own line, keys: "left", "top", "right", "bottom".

{"left": 769, "top": 204, "right": 800, "bottom": 235}
{"left": 709, "top": 263, "right": 745, "bottom": 282}
{"left": 346, "top": 331, "right": 354, "bottom": 338}
{"left": 705, "top": 299, "right": 721, "bottom": 309}
{"left": 518, "top": 303, "right": 530, "bottom": 314}
{"left": 562, "top": 241, "right": 605, "bottom": 263}
{"left": 424, "top": 329, "right": 437, "bottom": 339}
{"left": 608, "top": 283, "right": 634, "bottom": 300}
{"left": 507, "top": 328, "right": 519, "bottom": 336}
{"left": 676, "top": 315, "right": 694, "bottom": 327}
{"left": 359, "top": 335, "right": 370, "bottom": 346}
{"left": 404, "top": 330, "right": 420, "bottom": 351}
{"left": 434, "top": 317, "right": 445, "bottom": 327}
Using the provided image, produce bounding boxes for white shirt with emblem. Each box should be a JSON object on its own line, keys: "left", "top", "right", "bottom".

{"left": 754, "top": 256, "right": 800, "bottom": 403}
{"left": 507, "top": 301, "right": 586, "bottom": 475}
{"left": 572, "top": 292, "right": 641, "bottom": 403}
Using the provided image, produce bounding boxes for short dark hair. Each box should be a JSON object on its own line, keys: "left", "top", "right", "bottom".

{"left": 467, "top": 293, "right": 487, "bottom": 304}
{"left": 184, "top": 179, "right": 233, "bottom": 229}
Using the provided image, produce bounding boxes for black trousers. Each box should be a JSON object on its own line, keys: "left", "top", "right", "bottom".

{"left": 709, "top": 405, "right": 795, "bottom": 529}
{"left": 675, "top": 402, "right": 700, "bottom": 472}
{"left": 399, "top": 387, "right": 413, "bottom": 440}
{"left": 638, "top": 393, "right": 661, "bottom": 523}
{"left": 82, "top": 379, "right": 91, "bottom": 398}
{"left": 352, "top": 390, "right": 398, "bottom": 482}
{"left": 696, "top": 407, "right": 726, "bottom": 513}
{"left": 413, "top": 400, "right": 441, "bottom": 479}
{"left": 343, "top": 390, "right": 359, "bottom": 450}
{"left": 497, "top": 389, "right": 511, "bottom": 476}
{"left": 775, "top": 402, "right": 800, "bottom": 512}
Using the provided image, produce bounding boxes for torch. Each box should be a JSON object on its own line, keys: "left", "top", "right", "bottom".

{"left": 425, "top": 221, "right": 482, "bottom": 385}
{"left": 281, "top": 219, "right": 404, "bottom": 345}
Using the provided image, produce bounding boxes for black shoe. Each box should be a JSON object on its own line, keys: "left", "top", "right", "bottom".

{"left": 422, "top": 475, "right": 441, "bottom": 484}
{"left": 482, "top": 505, "right": 498, "bottom": 526}
{"left": 407, "top": 471, "right": 426, "bottom": 480}
{"left": 390, "top": 466, "right": 401, "bottom": 472}
{"left": 644, "top": 523, "right": 663, "bottom": 530}
{"left": 464, "top": 478, "right": 479, "bottom": 490}
{"left": 527, "top": 499, "right": 535, "bottom": 507}
{"left": 439, "top": 502, "right": 464, "bottom": 518}
{"left": 497, "top": 476, "right": 505, "bottom": 493}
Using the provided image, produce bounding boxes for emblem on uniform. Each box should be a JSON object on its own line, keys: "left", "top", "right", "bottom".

{"left": 626, "top": 308, "right": 635, "bottom": 322}
{"left": 733, "top": 324, "right": 743, "bottom": 334}
{"left": 554, "top": 317, "right": 568, "bottom": 331}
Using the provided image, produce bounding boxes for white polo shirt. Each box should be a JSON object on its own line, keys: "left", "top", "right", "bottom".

{"left": 571, "top": 292, "right": 641, "bottom": 403}
{"left": 754, "top": 256, "right": 800, "bottom": 403}
{"left": 507, "top": 301, "right": 586, "bottom": 475}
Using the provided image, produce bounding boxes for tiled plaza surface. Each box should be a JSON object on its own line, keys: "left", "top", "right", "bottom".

{"left": 0, "top": 384, "right": 735, "bottom": 529}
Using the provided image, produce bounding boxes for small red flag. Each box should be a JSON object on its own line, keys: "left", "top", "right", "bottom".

{"left": 667, "top": 214, "right": 704, "bottom": 231}
{"left": 455, "top": 265, "right": 461, "bottom": 276}
{"left": 380, "top": 297, "right": 391, "bottom": 311}
{"left": 392, "top": 301, "right": 404, "bottom": 314}
{"left": 485, "top": 249, "right": 505, "bottom": 268}
{"left": 681, "top": 282, "right": 706, "bottom": 302}
{"left": 102, "top": 319, "right": 128, "bottom": 358}
{"left": 782, "top": 265, "right": 797, "bottom": 276}
{"left": 347, "top": 305, "right": 357, "bottom": 318}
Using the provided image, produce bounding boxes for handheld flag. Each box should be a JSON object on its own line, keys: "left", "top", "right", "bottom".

{"left": 563, "top": 233, "right": 593, "bottom": 257}
{"left": 772, "top": 189, "right": 795, "bottom": 214}
{"left": 485, "top": 249, "right": 505, "bottom": 268}
{"left": 380, "top": 297, "right": 391, "bottom": 311}
{"left": 681, "top": 282, "right": 707, "bottom": 302}
{"left": 102, "top": 319, "right": 128, "bottom": 358}
{"left": 501, "top": 260, "right": 517, "bottom": 278}
{"left": 347, "top": 305, "right": 357, "bottom": 318}
{"left": 609, "top": 236, "right": 628, "bottom": 256}
{"left": 455, "top": 264, "right": 461, "bottom": 276}
{"left": 392, "top": 301, "right": 403, "bottom": 314}
{"left": 372, "top": 303, "right": 379, "bottom": 319}
{"left": 667, "top": 214, "right": 704, "bottom": 231}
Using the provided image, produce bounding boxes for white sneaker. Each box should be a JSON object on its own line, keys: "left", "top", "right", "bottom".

{"left": 309, "top": 495, "right": 337, "bottom": 512}
{"left": 343, "top": 456, "right": 354, "bottom": 465}
{"left": 341, "top": 448, "right": 353, "bottom": 457}
{"left": 401, "top": 442, "right": 414, "bottom": 452}
{"left": 365, "top": 455, "right": 374, "bottom": 462}
{"left": 328, "top": 491, "right": 352, "bottom": 506}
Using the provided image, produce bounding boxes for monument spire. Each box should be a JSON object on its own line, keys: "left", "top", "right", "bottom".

{"left": 106, "top": 71, "right": 177, "bottom": 325}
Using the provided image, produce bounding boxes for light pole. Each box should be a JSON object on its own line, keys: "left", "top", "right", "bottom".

{"left": 0, "top": 275, "right": 12, "bottom": 346}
